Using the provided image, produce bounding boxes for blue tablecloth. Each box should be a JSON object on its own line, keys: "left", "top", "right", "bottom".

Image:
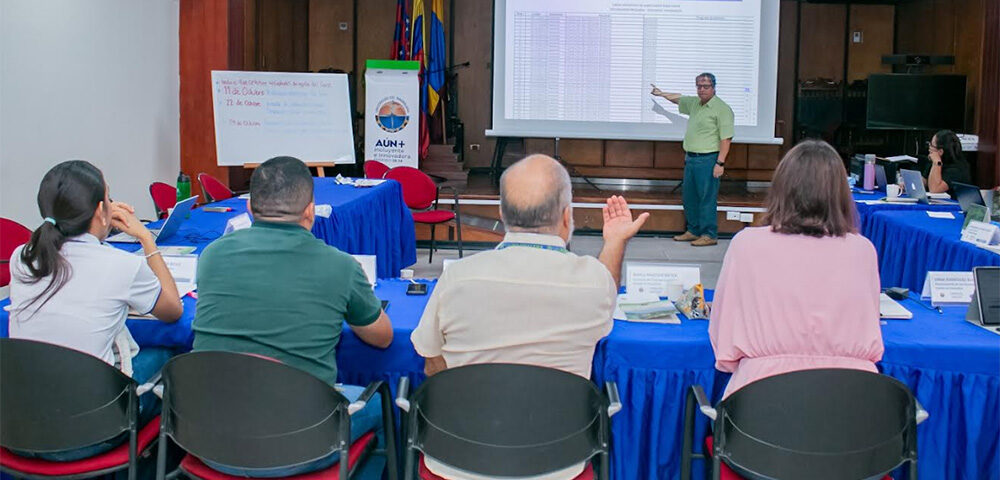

{"left": 111, "top": 178, "right": 416, "bottom": 278}
{"left": 593, "top": 292, "right": 1000, "bottom": 480}
{"left": 852, "top": 191, "right": 961, "bottom": 237}
{"left": 866, "top": 210, "right": 1000, "bottom": 292}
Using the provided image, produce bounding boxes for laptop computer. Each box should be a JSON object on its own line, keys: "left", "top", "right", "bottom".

{"left": 966, "top": 267, "right": 1000, "bottom": 326}
{"left": 107, "top": 196, "right": 198, "bottom": 244}
{"left": 952, "top": 182, "right": 987, "bottom": 213}
{"left": 874, "top": 164, "right": 889, "bottom": 192}
{"left": 899, "top": 169, "right": 951, "bottom": 205}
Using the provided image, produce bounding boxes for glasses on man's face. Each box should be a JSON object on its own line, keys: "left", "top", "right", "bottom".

{"left": 696, "top": 84, "right": 714, "bottom": 90}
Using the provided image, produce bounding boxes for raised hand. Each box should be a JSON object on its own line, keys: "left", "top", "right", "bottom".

{"left": 602, "top": 195, "right": 650, "bottom": 245}
{"left": 650, "top": 84, "right": 664, "bottom": 97}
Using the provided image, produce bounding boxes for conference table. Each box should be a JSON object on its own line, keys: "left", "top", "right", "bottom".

{"left": 865, "top": 210, "right": 1000, "bottom": 292}
{"left": 851, "top": 190, "right": 962, "bottom": 237}
{"left": 110, "top": 177, "right": 417, "bottom": 278}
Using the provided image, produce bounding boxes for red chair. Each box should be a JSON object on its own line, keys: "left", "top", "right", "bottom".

{"left": 149, "top": 182, "right": 177, "bottom": 219}
{"left": 1, "top": 218, "right": 32, "bottom": 287}
{"left": 197, "top": 173, "right": 234, "bottom": 203}
{"left": 364, "top": 160, "right": 390, "bottom": 179}
{"left": 384, "top": 167, "right": 463, "bottom": 262}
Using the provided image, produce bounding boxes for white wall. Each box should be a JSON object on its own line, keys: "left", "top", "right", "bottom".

{"left": 1, "top": 0, "right": 180, "bottom": 227}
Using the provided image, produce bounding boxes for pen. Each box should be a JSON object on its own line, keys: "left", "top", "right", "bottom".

{"left": 203, "top": 207, "right": 232, "bottom": 213}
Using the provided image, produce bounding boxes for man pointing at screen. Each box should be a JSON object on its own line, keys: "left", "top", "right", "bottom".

{"left": 651, "top": 73, "right": 734, "bottom": 247}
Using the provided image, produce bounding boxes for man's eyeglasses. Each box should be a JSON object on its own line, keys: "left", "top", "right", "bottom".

{"left": 696, "top": 84, "right": 714, "bottom": 90}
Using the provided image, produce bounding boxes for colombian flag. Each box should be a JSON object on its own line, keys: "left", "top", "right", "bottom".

{"left": 427, "top": 0, "right": 445, "bottom": 115}
{"left": 411, "top": 0, "right": 430, "bottom": 159}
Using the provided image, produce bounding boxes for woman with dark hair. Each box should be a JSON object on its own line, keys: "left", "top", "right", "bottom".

{"left": 924, "top": 129, "right": 971, "bottom": 195}
{"left": 709, "top": 140, "right": 883, "bottom": 398}
{"left": 8, "top": 160, "right": 183, "bottom": 460}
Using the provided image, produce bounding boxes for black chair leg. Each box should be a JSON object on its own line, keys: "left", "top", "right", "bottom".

{"left": 681, "top": 388, "right": 696, "bottom": 480}
{"left": 711, "top": 455, "right": 721, "bottom": 480}
{"left": 155, "top": 429, "right": 168, "bottom": 480}
{"left": 600, "top": 452, "right": 610, "bottom": 480}
{"left": 429, "top": 224, "right": 436, "bottom": 263}
{"left": 909, "top": 459, "right": 918, "bottom": 480}
{"left": 379, "top": 382, "right": 400, "bottom": 480}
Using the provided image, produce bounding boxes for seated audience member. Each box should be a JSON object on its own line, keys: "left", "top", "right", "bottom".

{"left": 411, "top": 154, "right": 647, "bottom": 480}
{"left": 412, "top": 154, "right": 649, "bottom": 378}
{"left": 8, "top": 160, "right": 183, "bottom": 460}
{"left": 710, "top": 139, "right": 883, "bottom": 399}
{"left": 923, "top": 129, "right": 971, "bottom": 195}
{"left": 193, "top": 156, "right": 393, "bottom": 477}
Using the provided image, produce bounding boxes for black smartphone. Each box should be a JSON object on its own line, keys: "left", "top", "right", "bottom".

{"left": 406, "top": 283, "right": 428, "bottom": 295}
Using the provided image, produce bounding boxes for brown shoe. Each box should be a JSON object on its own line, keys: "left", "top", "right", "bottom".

{"left": 673, "top": 231, "right": 698, "bottom": 242}
{"left": 691, "top": 235, "right": 718, "bottom": 247}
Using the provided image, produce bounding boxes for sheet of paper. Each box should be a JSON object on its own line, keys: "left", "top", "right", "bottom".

{"left": 884, "top": 155, "right": 917, "bottom": 163}
{"left": 879, "top": 293, "right": 912, "bottom": 319}
{"left": 351, "top": 255, "right": 377, "bottom": 289}
{"left": 926, "top": 211, "right": 956, "bottom": 219}
{"left": 625, "top": 263, "right": 700, "bottom": 297}
{"left": 926, "top": 192, "right": 952, "bottom": 200}
{"left": 136, "top": 246, "right": 196, "bottom": 256}
{"left": 613, "top": 293, "right": 680, "bottom": 324}
{"left": 354, "top": 179, "right": 387, "bottom": 187}
{"left": 163, "top": 255, "right": 197, "bottom": 298}
{"left": 224, "top": 213, "right": 252, "bottom": 234}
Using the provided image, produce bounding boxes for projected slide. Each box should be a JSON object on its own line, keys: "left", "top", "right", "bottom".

{"left": 490, "top": 0, "right": 780, "bottom": 143}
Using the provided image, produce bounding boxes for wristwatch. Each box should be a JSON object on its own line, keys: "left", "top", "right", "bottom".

{"left": 716, "top": 160, "right": 725, "bottom": 167}
{"left": 933, "top": 161, "right": 943, "bottom": 167}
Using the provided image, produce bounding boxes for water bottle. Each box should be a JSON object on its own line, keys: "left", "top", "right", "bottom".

{"left": 863, "top": 154, "right": 876, "bottom": 191}
{"left": 176, "top": 171, "right": 191, "bottom": 202}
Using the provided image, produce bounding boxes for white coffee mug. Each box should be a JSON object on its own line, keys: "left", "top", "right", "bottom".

{"left": 886, "top": 184, "right": 901, "bottom": 199}
{"left": 664, "top": 282, "right": 684, "bottom": 300}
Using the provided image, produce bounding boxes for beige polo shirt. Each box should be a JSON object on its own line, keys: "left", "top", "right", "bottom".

{"left": 411, "top": 232, "right": 616, "bottom": 379}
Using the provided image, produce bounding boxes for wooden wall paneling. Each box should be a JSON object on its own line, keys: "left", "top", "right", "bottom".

{"left": 256, "top": 0, "right": 309, "bottom": 72}
{"left": 724, "top": 143, "right": 748, "bottom": 169}
{"left": 573, "top": 166, "right": 682, "bottom": 180}
{"left": 977, "top": 0, "right": 999, "bottom": 186}
{"left": 180, "top": 0, "right": 235, "bottom": 198}
{"left": 775, "top": 0, "right": 798, "bottom": 150}
{"left": 747, "top": 145, "right": 781, "bottom": 170}
{"left": 653, "top": 142, "right": 685, "bottom": 168}
{"left": 309, "top": 0, "right": 354, "bottom": 72}
{"left": 559, "top": 139, "right": 603, "bottom": 166}
{"left": 955, "top": 0, "right": 985, "bottom": 131}
{"left": 604, "top": 141, "right": 654, "bottom": 168}
{"left": 354, "top": 0, "right": 396, "bottom": 115}
{"left": 454, "top": 0, "right": 495, "bottom": 168}
{"left": 798, "top": 3, "right": 847, "bottom": 81}
{"left": 523, "top": 138, "right": 555, "bottom": 156}
{"left": 847, "top": 4, "right": 894, "bottom": 83}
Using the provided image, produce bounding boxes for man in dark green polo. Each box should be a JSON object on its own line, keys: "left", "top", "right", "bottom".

{"left": 193, "top": 156, "right": 393, "bottom": 476}
{"left": 651, "top": 73, "right": 734, "bottom": 246}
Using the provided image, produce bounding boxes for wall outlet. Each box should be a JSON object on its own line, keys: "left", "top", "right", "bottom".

{"left": 739, "top": 212, "right": 754, "bottom": 223}
{"left": 339, "top": 22, "right": 349, "bottom": 31}
{"left": 470, "top": 144, "right": 481, "bottom": 151}
{"left": 726, "top": 211, "right": 741, "bottom": 221}
{"left": 852, "top": 31, "right": 863, "bottom": 44}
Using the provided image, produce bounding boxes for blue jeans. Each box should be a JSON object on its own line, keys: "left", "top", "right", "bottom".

{"left": 203, "top": 384, "right": 383, "bottom": 477}
{"left": 13, "top": 347, "right": 174, "bottom": 462}
{"left": 682, "top": 152, "right": 721, "bottom": 238}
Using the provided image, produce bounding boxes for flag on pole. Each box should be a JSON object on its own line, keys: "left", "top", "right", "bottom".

{"left": 410, "top": 0, "right": 430, "bottom": 159}
{"left": 391, "top": 0, "right": 410, "bottom": 60}
{"left": 426, "top": 0, "right": 446, "bottom": 115}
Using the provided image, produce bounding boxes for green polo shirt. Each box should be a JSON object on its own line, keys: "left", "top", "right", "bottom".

{"left": 192, "top": 221, "right": 381, "bottom": 385}
{"left": 678, "top": 95, "right": 735, "bottom": 154}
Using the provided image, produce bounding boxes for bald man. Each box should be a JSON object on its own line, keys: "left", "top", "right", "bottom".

{"left": 411, "top": 154, "right": 647, "bottom": 479}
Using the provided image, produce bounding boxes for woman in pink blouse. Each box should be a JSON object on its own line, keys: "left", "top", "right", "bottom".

{"left": 709, "top": 139, "right": 883, "bottom": 399}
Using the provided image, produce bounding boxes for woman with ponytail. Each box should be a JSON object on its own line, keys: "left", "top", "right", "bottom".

{"left": 8, "top": 160, "right": 183, "bottom": 461}
{"left": 924, "top": 130, "right": 971, "bottom": 196}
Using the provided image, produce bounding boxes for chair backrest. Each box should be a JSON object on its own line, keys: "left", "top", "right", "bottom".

{"left": 159, "top": 351, "right": 351, "bottom": 469}
{"left": 384, "top": 166, "right": 438, "bottom": 210}
{"left": 0, "top": 338, "right": 135, "bottom": 452}
{"left": 364, "top": 160, "right": 390, "bottom": 179}
{"left": 408, "top": 363, "right": 606, "bottom": 477}
{"left": 715, "top": 368, "right": 918, "bottom": 480}
{"left": 197, "top": 173, "right": 233, "bottom": 202}
{"left": 0, "top": 218, "right": 32, "bottom": 287}
{"left": 149, "top": 182, "right": 178, "bottom": 219}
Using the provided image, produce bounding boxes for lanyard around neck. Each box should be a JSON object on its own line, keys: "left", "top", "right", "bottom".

{"left": 495, "top": 242, "right": 569, "bottom": 254}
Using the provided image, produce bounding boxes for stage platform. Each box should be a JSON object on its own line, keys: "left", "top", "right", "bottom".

{"left": 416, "top": 172, "right": 768, "bottom": 243}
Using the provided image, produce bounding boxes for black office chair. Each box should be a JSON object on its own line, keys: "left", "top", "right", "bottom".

{"left": 151, "top": 351, "right": 398, "bottom": 480}
{"left": 395, "top": 363, "right": 622, "bottom": 480}
{"left": 0, "top": 338, "right": 159, "bottom": 480}
{"left": 681, "top": 369, "right": 929, "bottom": 480}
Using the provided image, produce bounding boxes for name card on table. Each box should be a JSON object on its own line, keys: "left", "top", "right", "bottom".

{"left": 961, "top": 221, "right": 1000, "bottom": 247}
{"left": 625, "top": 263, "right": 701, "bottom": 298}
{"left": 224, "top": 213, "right": 252, "bottom": 235}
{"left": 352, "top": 255, "right": 377, "bottom": 289}
{"left": 921, "top": 271, "right": 975, "bottom": 306}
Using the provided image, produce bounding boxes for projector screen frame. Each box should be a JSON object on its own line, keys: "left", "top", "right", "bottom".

{"left": 487, "top": 0, "right": 783, "bottom": 146}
